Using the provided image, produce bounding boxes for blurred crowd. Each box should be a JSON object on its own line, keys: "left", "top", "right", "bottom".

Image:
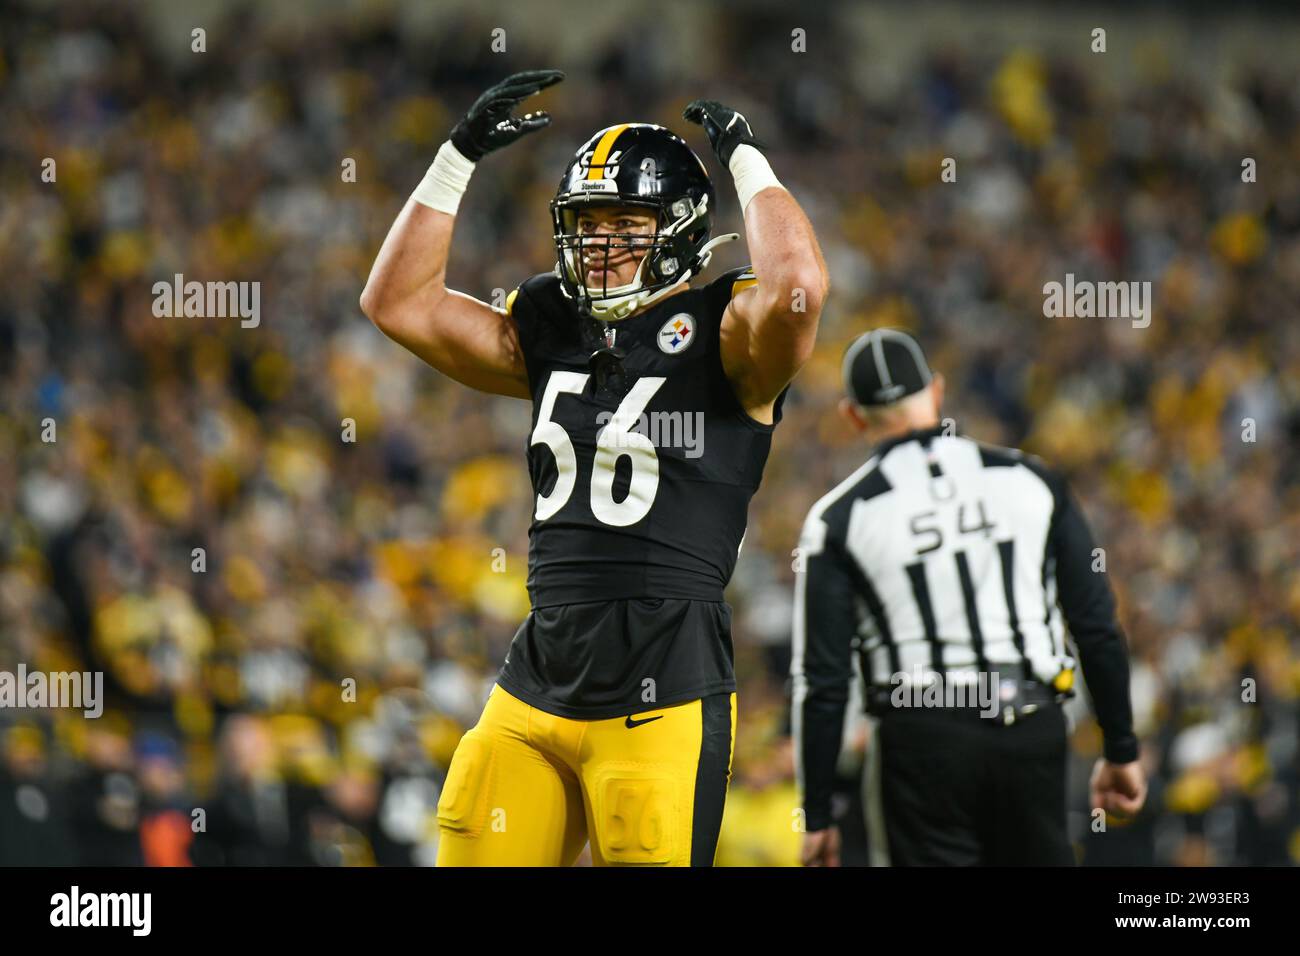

{"left": 1, "top": 0, "right": 1297, "bottom": 866}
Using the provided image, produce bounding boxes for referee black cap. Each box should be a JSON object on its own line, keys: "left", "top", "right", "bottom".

{"left": 842, "top": 329, "right": 933, "bottom": 407}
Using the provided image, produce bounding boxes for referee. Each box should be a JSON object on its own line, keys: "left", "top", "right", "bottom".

{"left": 792, "top": 329, "right": 1147, "bottom": 866}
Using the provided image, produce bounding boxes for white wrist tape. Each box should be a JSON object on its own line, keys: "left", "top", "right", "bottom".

{"left": 412, "top": 140, "right": 476, "bottom": 215}
{"left": 728, "top": 144, "right": 784, "bottom": 213}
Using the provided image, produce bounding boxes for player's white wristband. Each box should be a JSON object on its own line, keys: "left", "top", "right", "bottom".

{"left": 728, "top": 144, "right": 785, "bottom": 213}
{"left": 412, "top": 140, "right": 476, "bottom": 215}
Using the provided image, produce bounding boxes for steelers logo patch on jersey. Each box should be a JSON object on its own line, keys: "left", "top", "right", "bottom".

{"left": 658, "top": 313, "right": 696, "bottom": 354}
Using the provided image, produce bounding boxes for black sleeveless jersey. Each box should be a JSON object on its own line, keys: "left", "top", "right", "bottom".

{"left": 495, "top": 266, "right": 787, "bottom": 718}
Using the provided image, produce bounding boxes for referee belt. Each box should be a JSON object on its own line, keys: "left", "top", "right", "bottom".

{"left": 864, "top": 664, "right": 1074, "bottom": 726}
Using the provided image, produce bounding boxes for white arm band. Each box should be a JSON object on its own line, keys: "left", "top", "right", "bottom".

{"left": 411, "top": 140, "right": 477, "bottom": 215}
{"left": 728, "top": 144, "right": 785, "bottom": 214}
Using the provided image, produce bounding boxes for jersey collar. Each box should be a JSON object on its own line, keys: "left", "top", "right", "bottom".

{"left": 870, "top": 423, "right": 949, "bottom": 460}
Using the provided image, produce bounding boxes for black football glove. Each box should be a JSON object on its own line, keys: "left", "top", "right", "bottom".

{"left": 449, "top": 69, "right": 565, "bottom": 161}
{"left": 682, "top": 99, "right": 767, "bottom": 166}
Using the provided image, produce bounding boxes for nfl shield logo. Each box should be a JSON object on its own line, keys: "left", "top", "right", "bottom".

{"left": 658, "top": 313, "right": 696, "bottom": 354}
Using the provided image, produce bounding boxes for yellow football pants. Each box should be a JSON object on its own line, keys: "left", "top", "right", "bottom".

{"left": 436, "top": 684, "right": 737, "bottom": 866}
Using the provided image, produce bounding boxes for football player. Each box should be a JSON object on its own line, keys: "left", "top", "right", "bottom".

{"left": 361, "top": 70, "right": 828, "bottom": 866}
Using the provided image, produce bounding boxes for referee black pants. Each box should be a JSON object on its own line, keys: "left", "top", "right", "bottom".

{"left": 870, "top": 702, "right": 1074, "bottom": 866}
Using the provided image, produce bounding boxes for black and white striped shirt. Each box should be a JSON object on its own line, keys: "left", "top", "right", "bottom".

{"left": 792, "top": 424, "right": 1137, "bottom": 831}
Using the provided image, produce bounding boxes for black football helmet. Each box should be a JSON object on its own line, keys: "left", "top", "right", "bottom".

{"left": 551, "top": 123, "right": 737, "bottom": 321}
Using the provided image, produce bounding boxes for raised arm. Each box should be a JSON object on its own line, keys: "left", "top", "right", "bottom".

{"left": 360, "top": 70, "right": 564, "bottom": 399}
{"left": 684, "top": 100, "right": 829, "bottom": 423}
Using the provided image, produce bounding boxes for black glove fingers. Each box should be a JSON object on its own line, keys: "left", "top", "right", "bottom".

{"left": 489, "top": 72, "right": 565, "bottom": 102}
{"left": 496, "top": 111, "right": 550, "bottom": 133}
{"left": 481, "top": 96, "right": 526, "bottom": 118}
{"left": 683, "top": 97, "right": 762, "bottom": 165}
{"left": 497, "top": 69, "right": 565, "bottom": 90}
{"left": 515, "top": 114, "right": 551, "bottom": 134}
{"left": 453, "top": 70, "right": 563, "bottom": 160}
{"left": 487, "top": 83, "right": 544, "bottom": 103}
{"left": 683, "top": 98, "right": 724, "bottom": 122}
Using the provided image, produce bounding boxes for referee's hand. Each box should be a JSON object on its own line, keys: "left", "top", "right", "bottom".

{"left": 1089, "top": 758, "right": 1148, "bottom": 820}
{"left": 801, "top": 827, "right": 841, "bottom": 867}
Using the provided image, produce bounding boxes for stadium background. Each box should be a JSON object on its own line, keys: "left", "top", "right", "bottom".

{"left": 1, "top": 0, "right": 1298, "bottom": 866}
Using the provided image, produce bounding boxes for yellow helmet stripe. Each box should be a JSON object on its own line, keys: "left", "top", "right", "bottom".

{"left": 587, "top": 123, "right": 631, "bottom": 180}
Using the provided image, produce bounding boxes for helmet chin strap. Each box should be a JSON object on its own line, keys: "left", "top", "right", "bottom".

{"left": 582, "top": 232, "right": 741, "bottom": 322}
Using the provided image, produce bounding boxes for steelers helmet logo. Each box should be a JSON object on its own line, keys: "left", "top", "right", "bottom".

{"left": 658, "top": 313, "right": 696, "bottom": 354}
